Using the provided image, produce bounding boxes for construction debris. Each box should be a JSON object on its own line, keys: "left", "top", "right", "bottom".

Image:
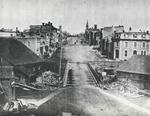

{"left": 36, "top": 71, "right": 60, "bottom": 86}
{"left": 3, "top": 99, "right": 38, "bottom": 114}
{"left": 91, "top": 63, "right": 143, "bottom": 98}
{"left": 106, "top": 79, "right": 143, "bottom": 98}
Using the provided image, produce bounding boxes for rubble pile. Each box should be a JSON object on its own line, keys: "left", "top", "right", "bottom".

{"left": 106, "top": 79, "right": 142, "bottom": 97}
{"left": 3, "top": 99, "right": 38, "bottom": 114}
{"left": 42, "top": 71, "right": 59, "bottom": 86}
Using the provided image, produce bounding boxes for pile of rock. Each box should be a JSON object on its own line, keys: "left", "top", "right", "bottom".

{"left": 42, "top": 71, "right": 59, "bottom": 86}
{"left": 3, "top": 99, "right": 38, "bottom": 114}
{"left": 107, "top": 79, "right": 142, "bottom": 97}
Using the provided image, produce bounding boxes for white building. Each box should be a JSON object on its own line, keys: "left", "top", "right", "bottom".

{"left": 17, "top": 35, "right": 50, "bottom": 58}
{"left": 0, "top": 29, "right": 16, "bottom": 37}
{"left": 112, "top": 31, "right": 150, "bottom": 60}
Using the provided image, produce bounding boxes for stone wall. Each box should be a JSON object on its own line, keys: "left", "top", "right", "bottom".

{"left": 117, "top": 71, "right": 150, "bottom": 89}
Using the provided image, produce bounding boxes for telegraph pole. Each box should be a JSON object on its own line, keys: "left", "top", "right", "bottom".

{"left": 59, "top": 27, "right": 62, "bottom": 87}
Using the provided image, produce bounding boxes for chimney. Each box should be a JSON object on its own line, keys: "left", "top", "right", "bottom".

{"left": 42, "top": 23, "right": 45, "bottom": 26}
{"left": 16, "top": 27, "right": 18, "bottom": 32}
{"left": 48, "top": 21, "right": 51, "bottom": 25}
{"left": 129, "top": 27, "right": 132, "bottom": 31}
{"left": 146, "top": 31, "right": 149, "bottom": 34}
{"left": 94, "top": 24, "right": 97, "bottom": 29}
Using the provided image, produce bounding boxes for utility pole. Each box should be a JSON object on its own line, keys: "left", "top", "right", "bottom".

{"left": 58, "top": 29, "right": 63, "bottom": 87}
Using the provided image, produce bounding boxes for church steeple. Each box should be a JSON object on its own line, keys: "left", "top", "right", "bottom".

{"left": 86, "top": 20, "right": 89, "bottom": 29}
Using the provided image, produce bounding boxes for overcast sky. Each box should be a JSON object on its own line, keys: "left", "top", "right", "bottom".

{"left": 0, "top": 0, "right": 150, "bottom": 34}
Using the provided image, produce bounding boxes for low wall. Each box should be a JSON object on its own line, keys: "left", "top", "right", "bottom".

{"left": 117, "top": 72, "right": 150, "bottom": 90}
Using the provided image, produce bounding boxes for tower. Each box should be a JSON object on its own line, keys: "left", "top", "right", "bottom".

{"left": 86, "top": 20, "right": 89, "bottom": 30}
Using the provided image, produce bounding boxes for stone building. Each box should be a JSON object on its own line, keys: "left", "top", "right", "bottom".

{"left": 85, "top": 21, "right": 102, "bottom": 47}
{"left": 112, "top": 30, "right": 150, "bottom": 60}
{"left": 100, "top": 25, "right": 124, "bottom": 58}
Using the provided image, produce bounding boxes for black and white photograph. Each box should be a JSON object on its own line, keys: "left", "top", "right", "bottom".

{"left": 0, "top": 0, "right": 150, "bottom": 115}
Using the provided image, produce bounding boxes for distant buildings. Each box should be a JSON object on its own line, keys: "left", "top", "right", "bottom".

{"left": 100, "top": 25, "right": 124, "bottom": 58}
{"left": 16, "top": 21, "right": 65, "bottom": 58}
{"left": 0, "top": 28, "right": 16, "bottom": 37}
{"left": 85, "top": 21, "right": 102, "bottom": 47}
{"left": 85, "top": 21, "right": 150, "bottom": 60}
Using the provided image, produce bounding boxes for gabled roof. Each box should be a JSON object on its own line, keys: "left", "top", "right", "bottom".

{"left": 116, "top": 55, "right": 150, "bottom": 75}
{"left": 0, "top": 37, "right": 43, "bottom": 66}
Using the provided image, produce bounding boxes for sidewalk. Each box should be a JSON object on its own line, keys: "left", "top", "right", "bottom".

{"left": 62, "top": 62, "right": 70, "bottom": 87}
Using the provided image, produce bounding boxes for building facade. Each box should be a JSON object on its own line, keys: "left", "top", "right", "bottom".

{"left": 85, "top": 21, "right": 102, "bottom": 47}
{"left": 16, "top": 21, "right": 63, "bottom": 58}
{"left": 0, "top": 28, "right": 16, "bottom": 37}
{"left": 112, "top": 31, "right": 150, "bottom": 60}
{"left": 17, "top": 36, "right": 49, "bottom": 57}
{"left": 100, "top": 25, "right": 124, "bottom": 58}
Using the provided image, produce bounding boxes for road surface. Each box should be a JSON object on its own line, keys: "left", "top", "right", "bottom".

{"left": 35, "top": 45, "right": 150, "bottom": 116}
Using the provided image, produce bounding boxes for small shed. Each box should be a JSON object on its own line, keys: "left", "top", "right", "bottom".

{"left": 116, "top": 55, "right": 150, "bottom": 89}
{"left": 0, "top": 37, "right": 44, "bottom": 100}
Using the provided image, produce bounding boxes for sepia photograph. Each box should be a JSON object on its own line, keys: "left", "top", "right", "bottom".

{"left": 0, "top": 0, "right": 150, "bottom": 115}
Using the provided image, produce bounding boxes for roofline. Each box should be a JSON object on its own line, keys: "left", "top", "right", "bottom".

{"left": 112, "top": 39, "right": 150, "bottom": 41}
{"left": 117, "top": 70, "right": 150, "bottom": 76}
{"left": 0, "top": 31, "right": 16, "bottom": 33}
{"left": 115, "top": 32, "right": 149, "bottom": 34}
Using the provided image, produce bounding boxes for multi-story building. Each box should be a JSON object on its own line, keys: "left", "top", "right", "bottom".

{"left": 0, "top": 28, "right": 16, "bottom": 37}
{"left": 100, "top": 25, "right": 124, "bottom": 58}
{"left": 112, "top": 30, "right": 150, "bottom": 60}
{"left": 17, "top": 35, "right": 49, "bottom": 57}
{"left": 17, "top": 21, "right": 62, "bottom": 58}
{"left": 85, "top": 21, "right": 102, "bottom": 46}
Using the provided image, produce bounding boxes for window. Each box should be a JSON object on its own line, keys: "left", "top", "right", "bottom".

{"left": 125, "top": 50, "right": 127, "bottom": 56}
{"left": 134, "top": 42, "right": 137, "bottom": 48}
{"left": 115, "top": 50, "right": 119, "bottom": 58}
{"left": 133, "top": 50, "right": 137, "bottom": 55}
{"left": 133, "top": 34, "right": 137, "bottom": 38}
{"left": 142, "top": 34, "right": 146, "bottom": 38}
{"left": 144, "top": 51, "right": 146, "bottom": 55}
{"left": 143, "top": 42, "right": 146, "bottom": 48}
{"left": 125, "top": 42, "right": 128, "bottom": 47}
{"left": 141, "top": 51, "right": 143, "bottom": 55}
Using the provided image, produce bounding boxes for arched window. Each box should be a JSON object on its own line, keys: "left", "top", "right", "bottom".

{"left": 125, "top": 50, "right": 127, "bottom": 56}
{"left": 141, "top": 51, "right": 143, "bottom": 55}
{"left": 144, "top": 51, "right": 146, "bottom": 55}
{"left": 133, "top": 50, "right": 137, "bottom": 55}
